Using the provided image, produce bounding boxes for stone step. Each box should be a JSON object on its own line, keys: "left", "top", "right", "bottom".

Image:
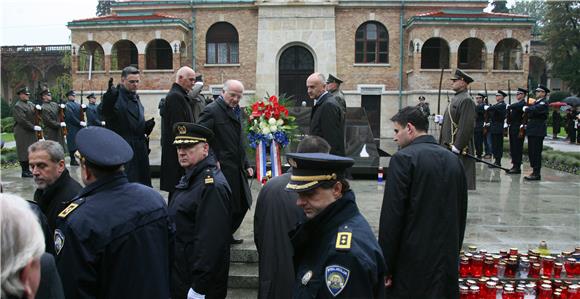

{"left": 226, "top": 288, "right": 258, "bottom": 299}
{"left": 228, "top": 262, "right": 259, "bottom": 289}
{"left": 230, "top": 245, "right": 259, "bottom": 263}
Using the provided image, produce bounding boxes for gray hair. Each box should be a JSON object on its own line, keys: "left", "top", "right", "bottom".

{"left": 222, "top": 79, "right": 244, "bottom": 92}
{"left": 121, "top": 66, "right": 140, "bottom": 78}
{"left": 28, "top": 140, "right": 65, "bottom": 163}
{"left": 315, "top": 73, "right": 326, "bottom": 84}
{"left": 1, "top": 193, "right": 45, "bottom": 297}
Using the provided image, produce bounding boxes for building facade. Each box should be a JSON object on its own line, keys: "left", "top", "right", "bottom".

{"left": 67, "top": 0, "right": 535, "bottom": 138}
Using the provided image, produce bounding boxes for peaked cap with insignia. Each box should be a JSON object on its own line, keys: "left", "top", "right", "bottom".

{"left": 173, "top": 122, "right": 214, "bottom": 145}
{"left": 285, "top": 153, "right": 354, "bottom": 192}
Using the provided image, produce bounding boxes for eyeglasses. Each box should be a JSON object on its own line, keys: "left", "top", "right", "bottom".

{"left": 128, "top": 80, "right": 139, "bottom": 84}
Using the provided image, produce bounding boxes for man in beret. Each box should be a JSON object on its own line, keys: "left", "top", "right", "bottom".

{"left": 54, "top": 126, "right": 172, "bottom": 299}
{"left": 484, "top": 90, "right": 507, "bottom": 167}
{"left": 40, "top": 90, "right": 65, "bottom": 148}
{"left": 13, "top": 87, "right": 39, "bottom": 177}
{"left": 326, "top": 74, "right": 346, "bottom": 115}
{"left": 439, "top": 69, "right": 477, "bottom": 190}
{"left": 379, "top": 106, "right": 467, "bottom": 298}
{"left": 64, "top": 90, "right": 82, "bottom": 166}
{"left": 522, "top": 85, "right": 550, "bottom": 180}
{"left": 287, "top": 153, "right": 385, "bottom": 298}
{"left": 506, "top": 88, "right": 528, "bottom": 174}
{"left": 168, "top": 122, "right": 232, "bottom": 299}
{"left": 85, "top": 93, "right": 102, "bottom": 127}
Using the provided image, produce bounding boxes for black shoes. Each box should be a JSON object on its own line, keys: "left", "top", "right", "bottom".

{"left": 231, "top": 237, "right": 244, "bottom": 245}
{"left": 524, "top": 174, "right": 541, "bottom": 181}
{"left": 506, "top": 168, "right": 521, "bottom": 174}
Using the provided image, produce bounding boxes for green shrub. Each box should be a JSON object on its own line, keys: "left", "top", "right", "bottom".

{"left": 1, "top": 117, "right": 15, "bottom": 133}
{"left": 1, "top": 98, "right": 13, "bottom": 118}
{"left": 0, "top": 146, "right": 18, "bottom": 166}
{"left": 549, "top": 91, "right": 571, "bottom": 102}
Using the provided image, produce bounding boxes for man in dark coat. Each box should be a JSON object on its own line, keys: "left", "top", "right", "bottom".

{"left": 380, "top": 107, "right": 467, "bottom": 299}
{"left": 168, "top": 123, "right": 232, "bottom": 299}
{"left": 552, "top": 108, "right": 562, "bottom": 139}
{"left": 523, "top": 85, "right": 550, "bottom": 180}
{"left": 287, "top": 153, "right": 386, "bottom": 298}
{"left": 254, "top": 136, "right": 330, "bottom": 299}
{"left": 188, "top": 74, "right": 207, "bottom": 121}
{"left": 485, "top": 90, "right": 507, "bottom": 166}
{"left": 64, "top": 90, "right": 82, "bottom": 166}
{"left": 85, "top": 93, "right": 102, "bottom": 126}
{"left": 40, "top": 90, "right": 65, "bottom": 148}
{"left": 506, "top": 88, "right": 527, "bottom": 174}
{"left": 29, "top": 140, "right": 82, "bottom": 232}
{"left": 13, "top": 87, "right": 38, "bottom": 177}
{"left": 161, "top": 66, "right": 197, "bottom": 194}
{"left": 439, "top": 69, "right": 476, "bottom": 190}
{"left": 308, "top": 73, "right": 346, "bottom": 156}
{"left": 54, "top": 126, "right": 172, "bottom": 299}
{"left": 101, "top": 66, "right": 153, "bottom": 186}
{"left": 198, "top": 79, "right": 253, "bottom": 244}
{"left": 474, "top": 93, "right": 486, "bottom": 159}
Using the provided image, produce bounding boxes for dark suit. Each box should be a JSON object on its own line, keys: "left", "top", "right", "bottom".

{"left": 310, "top": 92, "right": 345, "bottom": 156}
{"left": 487, "top": 101, "right": 507, "bottom": 163}
{"left": 198, "top": 96, "right": 252, "bottom": 233}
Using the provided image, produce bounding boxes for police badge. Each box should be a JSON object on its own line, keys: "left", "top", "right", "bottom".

{"left": 54, "top": 229, "right": 65, "bottom": 255}
{"left": 325, "top": 265, "right": 350, "bottom": 297}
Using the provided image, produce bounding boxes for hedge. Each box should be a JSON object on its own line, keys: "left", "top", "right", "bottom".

{"left": 502, "top": 139, "right": 580, "bottom": 175}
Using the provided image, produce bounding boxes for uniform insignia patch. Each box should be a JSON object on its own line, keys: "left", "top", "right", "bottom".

{"left": 54, "top": 229, "right": 65, "bottom": 255}
{"left": 288, "top": 158, "right": 297, "bottom": 168}
{"left": 301, "top": 270, "right": 313, "bottom": 285}
{"left": 58, "top": 203, "right": 79, "bottom": 218}
{"left": 177, "top": 125, "right": 187, "bottom": 135}
{"left": 205, "top": 176, "right": 214, "bottom": 184}
{"left": 325, "top": 265, "right": 350, "bottom": 297}
{"left": 335, "top": 231, "right": 352, "bottom": 251}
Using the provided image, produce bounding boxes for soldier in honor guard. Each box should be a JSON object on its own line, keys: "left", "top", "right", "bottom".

{"left": 85, "top": 93, "right": 102, "bottom": 126}
{"left": 13, "top": 87, "right": 40, "bottom": 177}
{"left": 326, "top": 74, "right": 346, "bottom": 115}
{"left": 64, "top": 90, "right": 83, "bottom": 166}
{"left": 39, "top": 89, "right": 66, "bottom": 148}
{"left": 522, "top": 85, "right": 550, "bottom": 180}
{"left": 168, "top": 123, "right": 232, "bottom": 299}
{"left": 439, "top": 69, "right": 477, "bottom": 190}
{"left": 417, "top": 96, "right": 431, "bottom": 118}
{"left": 484, "top": 90, "right": 507, "bottom": 167}
{"left": 506, "top": 88, "right": 528, "bottom": 174}
{"left": 54, "top": 126, "right": 172, "bottom": 298}
{"left": 474, "top": 93, "right": 487, "bottom": 159}
{"left": 287, "top": 153, "right": 386, "bottom": 298}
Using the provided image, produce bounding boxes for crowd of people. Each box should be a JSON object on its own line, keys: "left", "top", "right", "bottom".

{"left": 0, "top": 65, "right": 574, "bottom": 299}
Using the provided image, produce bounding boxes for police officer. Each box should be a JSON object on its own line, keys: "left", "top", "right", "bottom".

{"left": 168, "top": 123, "right": 232, "bottom": 299}
{"left": 13, "top": 87, "right": 39, "bottom": 177}
{"left": 474, "top": 93, "right": 487, "bottom": 159}
{"left": 287, "top": 153, "right": 386, "bottom": 298}
{"left": 417, "top": 96, "right": 431, "bottom": 118}
{"left": 523, "top": 85, "right": 550, "bottom": 180}
{"left": 326, "top": 74, "right": 346, "bottom": 115}
{"left": 484, "top": 90, "right": 507, "bottom": 167}
{"left": 54, "top": 126, "right": 172, "bottom": 299}
{"left": 506, "top": 88, "right": 527, "bottom": 174}
{"left": 64, "top": 90, "right": 83, "bottom": 166}
{"left": 85, "top": 93, "right": 102, "bottom": 126}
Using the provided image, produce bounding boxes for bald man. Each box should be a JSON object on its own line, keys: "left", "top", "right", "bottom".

{"left": 307, "top": 73, "right": 346, "bottom": 156}
{"left": 160, "top": 66, "right": 198, "bottom": 193}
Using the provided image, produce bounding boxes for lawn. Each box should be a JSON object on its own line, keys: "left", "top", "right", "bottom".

{"left": 1, "top": 132, "right": 14, "bottom": 143}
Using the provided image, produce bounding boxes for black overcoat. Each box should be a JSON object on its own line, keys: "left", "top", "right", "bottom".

{"left": 488, "top": 101, "right": 507, "bottom": 134}
{"left": 310, "top": 93, "right": 345, "bottom": 156}
{"left": 254, "top": 173, "right": 305, "bottom": 299}
{"left": 379, "top": 135, "right": 468, "bottom": 299}
{"left": 197, "top": 97, "right": 252, "bottom": 210}
{"left": 160, "top": 83, "right": 195, "bottom": 192}
{"left": 33, "top": 169, "right": 82, "bottom": 232}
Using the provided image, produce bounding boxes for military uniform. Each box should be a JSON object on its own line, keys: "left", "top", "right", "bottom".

{"left": 40, "top": 90, "right": 66, "bottom": 148}
{"left": 286, "top": 153, "right": 386, "bottom": 299}
{"left": 54, "top": 126, "right": 173, "bottom": 299}
{"left": 168, "top": 123, "right": 232, "bottom": 299}
{"left": 474, "top": 94, "right": 487, "bottom": 158}
{"left": 13, "top": 87, "right": 37, "bottom": 177}
{"left": 86, "top": 94, "right": 102, "bottom": 126}
{"left": 64, "top": 91, "right": 82, "bottom": 162}
{"left": 524, "top": 85, "right": 550, "bottom": 180}
{"left": 327, "top": 74, "right": 347, "bottom": 115}
{"left": 506, "top": 88, "right": 527, "bottom": 173}
{"left": 487, "top": 90, "right": 507, "bottom": 166}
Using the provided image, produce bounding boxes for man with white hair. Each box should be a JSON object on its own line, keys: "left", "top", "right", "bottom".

{"left": 1, "top": 193, "right": 45, "bottom": 299}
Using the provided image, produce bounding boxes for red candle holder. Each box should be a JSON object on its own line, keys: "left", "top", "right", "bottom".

{"left": 485, "top": 281, "right": 496, "bottom": 299}
{"left": 554, "top": 262, "right": 563, "bottom": 278}
{"left": 538, "top": 283, "right": 552, "bottom": 299}
{"left": 468, "top": 285, "right": 479, "bottom": 299}
{"left": 506, "top": 257, "right": 518, "bottom": 278}
{"left": 509, "top": 248, "right": 519, "bottom": 256}
{"left": 460, "top": 257, "right": 470, "bottom": 278}
{"left": 483, "top": 257, "right": 494, "bottom": 277}
{"left": 530, "top": 262, "right": 541, "bottom": 278}
{"left": 459, "top": 285, "right": 469, "bottom": 299}
{"left": 471, "top": 255, "right": 483, "bottom": 278}
{"left": 542, "top": 256, "right": 555, "bottom": 277}
{"left": 565, "top": 258, "right": 576, "bottom": 278}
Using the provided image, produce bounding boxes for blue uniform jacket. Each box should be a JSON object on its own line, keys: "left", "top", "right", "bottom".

{"left": 508, "top": 100, "right": 525, "bottom": 135}
{"left": 525, "top": 97, "right": 549, "bottom": 137}
{"left": 54, "top": 172, "right": 173, "bottom": 299}
{"left": 487, "top": 101, "right": 506, "bottom": 134}
{"left": 86, "top": 103, "right": 101, "bottom": 126}
{"left": 475, "top": 103, "right": 486, "bottom": 132}
{"left": 291, "top": 191, "right": 386, "bottom": 299}
{"left": 64, "top": 100, "right": 82, "bottom": 151}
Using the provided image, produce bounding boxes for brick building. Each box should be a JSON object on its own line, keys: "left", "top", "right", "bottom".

{"left": 67, "top": 0, "right": 535, "bottom": 138}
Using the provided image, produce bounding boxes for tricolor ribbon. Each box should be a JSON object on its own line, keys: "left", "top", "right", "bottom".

{"left": 255, "top": 141, "right": 268, "bottom": 183}
{"left": 270, "top": 140, "right": 282, "bottom": 178}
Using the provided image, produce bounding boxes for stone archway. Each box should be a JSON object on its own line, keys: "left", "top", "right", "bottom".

{"left": 529, "top": 56, "right": 548, "bottom": 88}
{"left": 278, "top": 45, "right": 314, "bottom": 106}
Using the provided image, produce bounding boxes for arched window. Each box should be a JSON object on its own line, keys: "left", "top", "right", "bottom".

{"left": 494, "top": 38, "right": 522, "bottom": 70}
{"left": 420, "top": 38, "right": 450, "bottom": 69}
{"left": 458, "top": 38, "right": 486, "bottom": 69}
{"left": 77, "top": 41, "right": 105, "bottom": 71}
{"left": 145, "top": 39, "right": 173, "bottom": 70}
{"left": 355, "top": 21, "right": 389, "bottom": 63}
{"left": 206, "top": 22, "right": 239, "bottom": 64}
{"left": 111, "top": 40, "right": 138, "bottom": 70}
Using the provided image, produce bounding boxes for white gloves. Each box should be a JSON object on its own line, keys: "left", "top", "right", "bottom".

{"left": 101, "top": 121, "right": 106, "bottom": 126}
{"left": 522, "top": 106, "right": 529, "bottom": 112}
{"left": 503, "top": 122, "right": 508, "bottom": 129}
{"left": 451, "top": 145, "right": 460, "bottom": 154}
{"left": 434, "top": 115, "right": 444, "bottom": 124}
{"left": 484, "top": 105, "right": 490, "bottom": 111}
{"left": 35, "top": 104, "right": 42, "bottom": 111}
{"left": 187, "top": 288, "right": 205, "bottom": 299}
{"left": 483, "top": 122, "right": 490, "bottom": 127}
{"left": 60, "top": 103, "right": 66, "bottom": 109}
{"left": 34, "top": 125, "right": 42, "bottom": 131}
{"left": 194, "top": 81, "right": 203, "bottom": 86}
{"left": 81, "top": 104, "right": 87, "bottom": 109}
{"left": 60, "top": 122, "right": 66, "bottom": 127}
{"left": 506, "top": 104, "right": 510, "bottom": 109}
{"left": 80, "top": 121, "right": 87, "bottom": 127}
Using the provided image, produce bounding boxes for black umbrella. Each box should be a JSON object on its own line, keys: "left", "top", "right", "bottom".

{"left": 563, "top": 96, "right": 580, "bottom": 106}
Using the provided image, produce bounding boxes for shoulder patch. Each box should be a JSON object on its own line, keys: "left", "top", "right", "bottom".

{"left": 58, "top": 203, "right": 79, "bottom": 218}
{"left": 335, "top": 225, "right": 352, "bottom": 251}
{"left": 204, "top": 168, "right": 214, "bottom": 185}
{"left": 325, "top": 265, "right": 350, "bottom": 297}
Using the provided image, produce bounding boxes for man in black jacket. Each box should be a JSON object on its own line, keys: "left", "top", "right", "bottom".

{"left": 28, "top": 140, "right": 82, "bottom": 232}
{"left": 161, "top": 66, "right": 197, "bottom": 194}
{"left": 307, "top": 73, "right": 346, "bottom": 156}
{"left": 379, "top": 106, "right": 467, "bottom": 299}
{"left": 485, "top": 90, "right": 507, "bottom": 166}
{"left": 168, "top": 122, "right": 232, "bottom": 299}
{"left": 506, "top": 88, "right": 527, "bottom": 174}
{"left": 198, "top": 79, "right": 253, "bottom": 244}
{"left": 523, "top": 85, "right": 550, "bottom": 181}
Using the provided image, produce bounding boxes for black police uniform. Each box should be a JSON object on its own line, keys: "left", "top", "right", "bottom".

{"left": 525, "top": 86, "right": 549, "bottom": 179}
{"left": 168, "top": 123, "right": 232, "bottom": 299}
{"left": 54, "top": 127, "right": 173, "bottom": 299}
{"left": 474, "top": 95, "right": 487, "bottom": 158}
{"left": 487, "top": 92, "right": 507, "bottom": 165}
{"left": 507, "top": 89, "right": 527, "bottom": 172}
{"left": 286, "top": 153, "right": 386, "bottom": 299}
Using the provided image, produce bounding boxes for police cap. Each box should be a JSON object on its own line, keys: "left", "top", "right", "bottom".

{"left": 516, "top": 88, "right": 528, "bottom": 94}
{"left": 66, "top": 90, "right": 76, "bottom": 97}
{"left": 75, "top": 127, "right": 133, "bottom": 167}
{"left": 173, "top": 122, "right": 214, "bottom": 145}
{"left": 496, "top": 90, "right": 507, "bottom": 97}
{"left": 17, "top": 87, "right": 30, "bottom": 95}
{"left": 450, "top": 69, "right": 474, "bottom": 84}
{"left": 326, "top": 74, "right": 343, "bottom": 85}
{"left": 476, "top": 93, "right": 486, "bottom": 98}
{"left": 285, "top": 153, "right": 354, "bottom": 192}
{"left": 535, "top": 85, "right": 550, "bottom": 93}
{"left": 40, "top": 89, "right": 51, "bottom": 97}
{"left": 86, "top": 93, "right": 96, "bottom": 99}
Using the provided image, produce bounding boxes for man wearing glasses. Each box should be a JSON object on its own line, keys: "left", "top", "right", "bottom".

{"left": 101, "top": 66, "right": 154, "bottom": 186}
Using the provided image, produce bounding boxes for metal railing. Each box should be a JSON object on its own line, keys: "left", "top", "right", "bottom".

{"left": 1, "top": 44, "right": 71, "bottom": 56}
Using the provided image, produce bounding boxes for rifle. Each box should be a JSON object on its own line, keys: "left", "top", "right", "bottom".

{"left": 519, "top": 78, "right": 531, "bottom": 139}
{"left": 437, "top": 68, "right": 444, "bottom": 115}
{"left": 34, "top": 104, "right": 45, "bottom": 141}
{"left": 445, "top": 143, "right": 510, "bottom": 172}
{"left": 483, "top": 83, "right": 490, "bottom": 136}
{"left": 80, "top": 83, "right": 87, "bottom": 127}
{"left": 505, "top": 80, "right": 511, "bottom": 137}
{"left": 58, "top": 99, "right": 68, "bottom": 137}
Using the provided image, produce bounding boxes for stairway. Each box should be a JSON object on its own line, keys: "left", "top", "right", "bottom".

{"left": 227, "top": 244, "right": 259, "bottom": 298}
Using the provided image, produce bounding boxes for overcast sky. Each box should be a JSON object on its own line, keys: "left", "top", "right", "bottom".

{"left": 0, "top": 0, "right": 517, "bottom": 46}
